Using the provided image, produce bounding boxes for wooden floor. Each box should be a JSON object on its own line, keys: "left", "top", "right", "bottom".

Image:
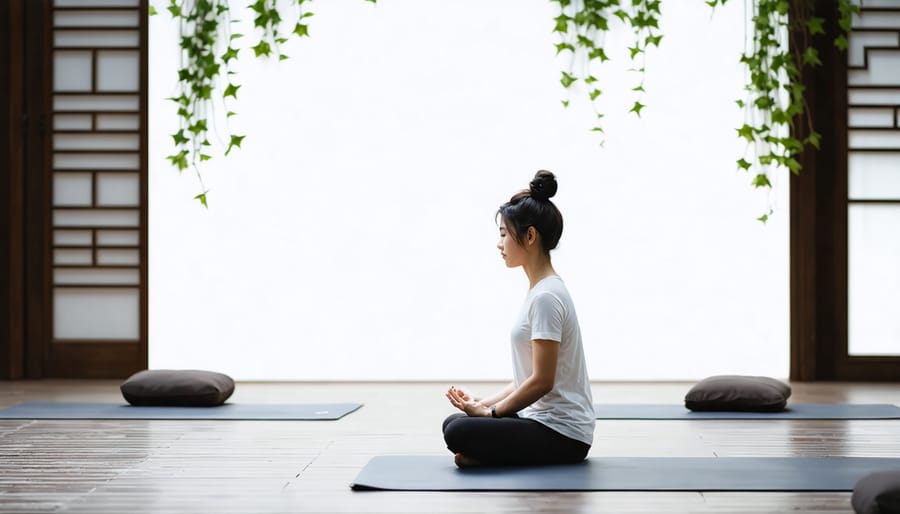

{"left": 0, "top": 381, "right": 898, "bottom": 513}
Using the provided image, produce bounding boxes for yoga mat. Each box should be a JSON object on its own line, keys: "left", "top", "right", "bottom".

{"left": 350, "top": 455, "right": 900, "bottom": 491}
{"left": 594, "top": 403, "right": 900, "bottom": 420}
{"left": 0, "top": 402, "right": 362, "bottom": 420}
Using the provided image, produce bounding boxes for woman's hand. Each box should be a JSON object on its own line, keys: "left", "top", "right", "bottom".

{"left": 446, "top": 386, "right": 491, "bottom": 417}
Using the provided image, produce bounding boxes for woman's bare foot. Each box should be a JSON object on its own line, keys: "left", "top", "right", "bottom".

{"left": 454, "top": 453, "right": 482, "bottom": 468}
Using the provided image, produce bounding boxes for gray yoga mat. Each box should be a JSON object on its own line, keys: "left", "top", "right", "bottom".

{"left": 594, "top": 403, "right": 900, "bottom": 420}
{"left": 0, "top": 402, "right": 362, "bottom": 420}
{"left": 350, "top": 455, "right": 900, "bottom": 491}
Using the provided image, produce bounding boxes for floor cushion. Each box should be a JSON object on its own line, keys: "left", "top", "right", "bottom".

{"left": 684, "top": 375, "right": 791, "bottom": 412}
{"left": 121, "top": 369, "right": 235, "bottom": 407}
{"left": 853, "top": 470, "right": 900, "bottom": 514}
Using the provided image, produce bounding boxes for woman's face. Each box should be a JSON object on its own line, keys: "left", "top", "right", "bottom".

{"left": 497, "top": 219, "right": 527, "bottom": 268}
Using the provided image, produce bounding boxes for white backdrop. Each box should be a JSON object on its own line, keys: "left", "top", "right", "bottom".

{"left": 148, "top": 0, "right": 790, "bottom": 381}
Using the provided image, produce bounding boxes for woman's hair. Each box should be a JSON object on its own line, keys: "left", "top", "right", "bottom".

{"left": 497, "top": 170, "right": 563, "bottom": 254}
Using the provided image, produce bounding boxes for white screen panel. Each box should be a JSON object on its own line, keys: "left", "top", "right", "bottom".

{"left": 848, "top": 50, "right": 900, "bottom": 86}
{"left": 54, "top": 209, "right": 139, "bottom": 227}
{"left": 54, "top": 11, "right": 139, "bottom": 28}
{"left": 848, "top": 32, "right": 899, "bottom": 67}
{"left": 54, "top": 230, "right": 92, "bottom": 246}
{"left": 96, "top": 229, "right": 139, "bottom": 246}
{"left": 55, "top": 268, "right": 139, "bottom": 285}
{"left": 97, "top": 249, "right": 139, "bottom": 265}
{"left": 55, "top": 0, "right": 139, "bottom": 6}
{"left": 53, "top": 172, "right": 93, "bottom": 206}
{"left": 54, "top": 114, "right": 93, "bottom": 131}
{"left": 851, "top": 12, "right": 900, "bottom": 30}
{"left": 96, "top": 50, "right": 139, "bottom": 91}
{"left": 849, "top": 152, "right": 900, "bottom": 199}
{"left": 54, "top": 51, "right": 92, "bottom": 92}
{"left": 849, "top": 130, "right": 900, "bottom": 149}
{"left": 848, "top": 108, "right": 894, "bottom": 128}
{"left": 54, "top": 249, "right": 93, "bottom": 265}
{"left": 54, "top": 288, "right": 139, "bottom": 340}
{"left": 96, "top": 114, "right": 139, "bottom": 130}
{"left": 54, "top": 30, "right": 139, "bottom": 47}
{"left": 849, "top": 89, "right": 900, "bottom": 105}
{"left": 54, "top": 152, "right": 139, "bottom": 169}
{"left": 54, "top": 95, "right": 139, "bottom": 111}
{"left": 849, "top": 205, "right": 900, "bottom": 356}
{"left": 96, "top": 173, "right": 139, "bottom": 206}
{"left": 54, "top": 134, "right": 140, "bottom": 151}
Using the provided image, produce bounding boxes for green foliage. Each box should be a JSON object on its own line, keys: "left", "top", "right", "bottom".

{"left": 549, "top": 0, "right": 663, "bottom": 141}
{"left": 733, "top": 0, "right": 856, "bottom": 219}
{"left": 160, "top": 0, "right": 374, "bottom": 205}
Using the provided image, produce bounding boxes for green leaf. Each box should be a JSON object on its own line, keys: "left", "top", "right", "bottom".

{"left": 194, "top": 193, "right": 209, "bottom": 208}
{"left": 752, "top": 173, "right": 771, "bottom": 188}
{"left": 645, "top": 34, "right": 663, "bottom": 47}
{"left": 293, "top": 23, "right": 310, "bottom": 37}
{"left": 223, "top": 83, "right": 240, "bottom": 99}
{"left": 737, "top": 158, "right": 752, "bottom": 170}
{"left": 167, "top": 4, "right": 181, "bottom": 17}
{"left": 225, "top": 134, "right": 245, "bottom": 156}
{"left": 632, "top": 84, "right": 645, "bottom": 92}
{"left": 553, "top": 14, "right": 570, "bottom": 33}
{"left": 230, "top": 33, "right": 244, "bottom": 40}
{"left": 148, "top": 5, "right": 158, "bottom": 15}
{"left": 589, "top": 89, "right": 602, "bottom": 100}
{"left": 834, "top": 35, "right": 849, "bottom": 51}
{"left": 803, "top": 47, "right": 821, "bottom": 66}
{"left": 584, "top": 75, "right": 598, "bottom": 85}
{"left": 221, "top": 46, "right": 239, "bottom": 63}
{"left": 561, "top": 100, "right": 569, "bottom": 108}
{"left": 279, "top": 54, "right": 289, "bottom": 61}
{"left": 630, "top": 101, "right": 645, "bottom": 117}
{"left": 735, "top": 99, "right": 745, "bottom": 108}
{"left": 737, "top": 124, "right": 754, "bottom": 142}
{"left": 628, "top": 45, "right": 642, "bottom": 59}
{"left": 807, "top": 16, "right": 825, "bottom": 35}
{"left": 560, "top": 71, "right": 577, "bottom": 89}
{"left": 200, "top": 154, "right": 212, "bottom": 162}
{"left": 805, "top": 131, "right": 821, "bottom": 150}
{"left": 556, "top": 42, "right": 575, "bottom": 54}
{"left": 166, "top": 150, "right": 189, "bottom": 171}
{"left": 588, "top": 48, "right": 609, "bottom": 62}
{"left": 171, "top": 129, "right": 189, "bottom": 146}
{"left": 757, "top": 212, "right": 769, "bottom": 223}
{"left": 252, "top": 40, "right": 272, "bottom": 57}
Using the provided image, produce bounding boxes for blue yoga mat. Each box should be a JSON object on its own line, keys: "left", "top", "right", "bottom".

{"left": 0, "top": 402, "right": 362, "bottom": 420}
{"left": 350, "top": 455, "right": 900, "bottom": 491}
{"left": 593, "top": 403, "right": 900, "bottom": 420}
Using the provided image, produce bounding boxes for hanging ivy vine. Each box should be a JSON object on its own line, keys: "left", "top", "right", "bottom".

{"left": 155, "top": 0, "right": 857, "bottom": 214}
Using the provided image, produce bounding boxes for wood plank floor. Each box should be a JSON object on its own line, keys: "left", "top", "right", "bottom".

{"left": 0, "top": 381, "right": 898, "bottom": 513}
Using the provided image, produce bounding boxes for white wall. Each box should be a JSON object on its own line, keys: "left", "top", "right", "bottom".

{"left": 149, "top": 0, "right": 789, "bottom": 381}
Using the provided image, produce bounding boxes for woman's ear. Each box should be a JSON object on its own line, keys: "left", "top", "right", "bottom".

{"left": 526, "top": 226, "right": 537, "bottom": 246}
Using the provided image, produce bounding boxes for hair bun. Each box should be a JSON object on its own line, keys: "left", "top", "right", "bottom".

{"left": 529, "top": 170, "right": 557, "bottom": 202}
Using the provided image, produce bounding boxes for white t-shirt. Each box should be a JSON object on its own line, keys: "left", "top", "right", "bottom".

{"left": 511, "top": 275, "right": 595, "bottom": 445}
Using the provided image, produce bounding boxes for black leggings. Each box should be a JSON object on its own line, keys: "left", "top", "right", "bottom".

{"left": 442, "top": 413, "right": 590, "bottom": 466}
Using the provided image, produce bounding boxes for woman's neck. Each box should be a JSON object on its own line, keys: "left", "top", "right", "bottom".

{"left": 523, "top": 258, "right": 556, "bottom": 289}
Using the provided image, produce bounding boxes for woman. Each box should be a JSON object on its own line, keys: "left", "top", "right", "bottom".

{"left": 443, "top": 170, "right": 595, "bottom": 467}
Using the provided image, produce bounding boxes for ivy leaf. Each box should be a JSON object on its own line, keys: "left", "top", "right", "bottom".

{"left": 293, "top": 23, "right": 310, "bottom": 37}
{"left": 805, "top": 131, "right": 821, "bottom": 150}
{"left": 757, "top": 212, "right": 769, "bottom": 224}
{"left": 223, "top": 83, "right": 241, "bottom": 99}
{"left": 785, "top": 157, "right": 801, "bottom": 174}
{"left": 737, "top": 124, "right": 754, "bottom": 142}
{"left": 803, "top": 47, "right": 821, "bottom": 66}
{"left": 645, "top": 34, "right": 663, "bottom": 47}
{"left": 148, "top": 5, "right": 158, "bottom": 15}
{"left": 171, "top": 129, "right": 189, "bottom": 146}
{"left": 560, "top": 72, "right": 577, "bottom": 89}
{"left": 561, "top": 100, "right": 569, "bottom": 108}
{"left": 588, "top": 48, "right": 609, "bottom": 62}
{"left": 252, "top": 41, "right": 272, "bottom": 57}
{"left": 194, "top": 193, "right": 209, "bottom": 208}
{"left": 553, "top": 14, "right": 570, "bottom": 33}
{"left": 834, "top": 35, "right": 849, "bottom": 50}
{"left": 584, "top": 75, "right": 598, "bottom": 85}
{"left": 589, "top": 89, "right": 602, "bottom": 100}
{"left": 630, "top": 101, "right": 645, "bottom": 117}
{"left": 752, "top": 173, "right": 771, "bottom": 188}
{"left": 628, "top": 45, "right": 642, "bottom": 59}
{"left": 632, "top": 84, "right": 645, "bottom": 92}
{"left": 230, "top": 33, "right": 244, "bottom": 40}
{"left": 167, "top": 4, "right": 181, "bottom": 17}
{"left": 227, "top": 111, "right": 237, "bottom": 118}
{"left": 735, "top": 99, "right": 745, "bottom": 108}
{"left": 807, "top": 16, "right": 825, "bottom": 35}
{"left": 200, "top": 154, "right": 212, "bottom": 162}
{"left": 737, "top": 158, "right": 752, "bottom": 170}
{"left": 556, "top": 42, "right": 575, "bottom": 54}
{"left": 225, "top": 135, "right": 246, "bottom": 156}
{"left": 279, "top": 54, "right": 289, "bottom": 61}
{"left": 221, "top": 46, "right": 239, "bottom": 63}
{"left": 166, "top": 150, "right": 189, "bottom": 171}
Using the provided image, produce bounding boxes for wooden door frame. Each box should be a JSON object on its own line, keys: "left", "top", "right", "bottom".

{"left": 790, "top": 2, "right": 900, "bottom": 381}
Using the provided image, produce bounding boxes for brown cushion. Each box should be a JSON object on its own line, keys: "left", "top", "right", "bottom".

{"left": 852, "top": 470, "right": 900, "bottom": 514}
{"left": 121, "top": 369, "right": 235, "bottom": 407}
{"left": 684, "top": 375, "right": 791, "bottom": 412}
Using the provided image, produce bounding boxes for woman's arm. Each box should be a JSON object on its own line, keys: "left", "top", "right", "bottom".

{"left": 492, "top": 339, "right": 558, "bottom": 417}
{"left": 478, "top": 382, "right": 516, "bottom": 407}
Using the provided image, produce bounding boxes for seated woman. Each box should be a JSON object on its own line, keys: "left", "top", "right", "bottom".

{"left": 443, "top": 170, "right": 595, "bottom": 467}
